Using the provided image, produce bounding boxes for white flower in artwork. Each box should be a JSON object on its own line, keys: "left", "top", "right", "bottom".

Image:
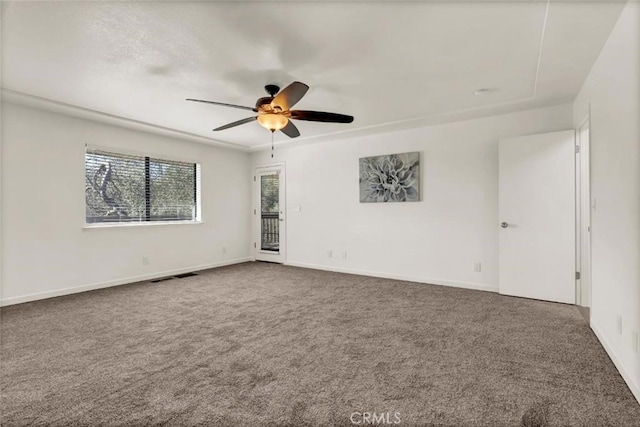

{"left": 359, "top": 152, "right": 420, "bottom": 203}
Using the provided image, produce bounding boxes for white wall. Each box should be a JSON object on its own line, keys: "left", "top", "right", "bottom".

{"left": 1, "top": 101, "right": 252, "bottom": 305}
{"left": 252, "top": 104, "right": 573, "bottom": 292}
{"left": 573, "top": 1, "right": 640, "bottom": 402}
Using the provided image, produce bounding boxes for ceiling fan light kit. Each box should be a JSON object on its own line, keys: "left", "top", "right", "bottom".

{"left": 257, "top": 113, "right": 288, "bottom": 132}
{"left": 186, "top": 81, "right": 354, "bottom": 139}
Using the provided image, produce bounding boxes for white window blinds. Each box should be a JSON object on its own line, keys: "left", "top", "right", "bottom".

{"left": 85, "top": 148, "right": 198, "bottom": 224}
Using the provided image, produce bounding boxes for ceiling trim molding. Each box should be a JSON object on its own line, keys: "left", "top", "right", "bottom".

{"left": 0, "top": 89, "right": 250, "bottom": 152}
{"left": 533, "top": 0, "right": 551, "bottom": 98}
{"left": 249, "top": 93, "right": 547, "bottom": 152}
{"left": 248, "top": 95, "right": 575, "bottom": 153}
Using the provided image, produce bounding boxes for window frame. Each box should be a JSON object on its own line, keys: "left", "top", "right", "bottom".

{"left": 83, "top": 145, "right": 202, "bottom": 229}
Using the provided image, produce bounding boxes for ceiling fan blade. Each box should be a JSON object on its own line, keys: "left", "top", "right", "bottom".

{"left": 271, "top": 81, "right": 309, "bottom": 111}
{"left": 280, "top": 120, "right": 300, "bottom": 138}
{"left": 290, "top": 110, "right": 354, "bottom": 123}
{"left": 213, "top": 117, "right": 257, "bottom": 131}
{"left": 187, "top": 99, "right": 257, "bottom": 112}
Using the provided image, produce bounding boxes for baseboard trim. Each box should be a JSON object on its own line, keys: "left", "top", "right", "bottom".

{"left": 0, "top": 257, "right": 252, "bottom": 307}
{"left": 591, "top": 322, "right": 640, "bottom": 404}
{"left": 284, "top": 261, "right": 498, "bottom": 293}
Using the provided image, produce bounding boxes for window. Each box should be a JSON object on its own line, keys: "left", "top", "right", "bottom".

{"left": 85, "top": 148, "right": 199, "bottom": 224}
{"left": 260, "top": 173, "right": 280, "bottom": 251}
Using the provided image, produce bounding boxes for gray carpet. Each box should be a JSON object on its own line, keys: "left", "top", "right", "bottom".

{"left": 1, "top": 262, "right": 639, "bottom": 426}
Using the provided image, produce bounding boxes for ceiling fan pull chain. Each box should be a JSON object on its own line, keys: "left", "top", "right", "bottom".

{"left": 271, "top": 131, "right": 275, "bottom": 158}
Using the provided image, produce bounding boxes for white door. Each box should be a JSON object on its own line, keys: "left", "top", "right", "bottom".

{"left": 499, "top": 130, "right": 575, "bottom": 304}
{"left": 254, "top": 165, "right": 286, "bottom": 263}
{"left": 577, "top": 119, "right": 591, "bottom": 307}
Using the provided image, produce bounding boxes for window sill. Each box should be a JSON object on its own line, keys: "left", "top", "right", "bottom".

{"left": 82, "top": 221, "right": 203, "bottom": 229}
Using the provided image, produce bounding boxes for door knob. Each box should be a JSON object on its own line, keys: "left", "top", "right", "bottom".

{"left": 501, "top": 222, "right": 509, "bottom": 228}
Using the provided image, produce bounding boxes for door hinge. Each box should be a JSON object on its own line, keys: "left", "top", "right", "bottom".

{"left": 575, "top": 145, "right": 580, "bottom": 153}
{"left": 575, "top": 271, "right": 581, "bottom": 280}
{"left": 253, "top": 176, "right": 256, "bottom": 182}
{"left": 254, "top": 242, "right": 256, "bottom": 248}
{"left": 253, "top": 209, "right": 256, "bottom": 215}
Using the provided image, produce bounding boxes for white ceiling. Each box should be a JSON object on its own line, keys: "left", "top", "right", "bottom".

{"left": 1, "top": 1, "right": 626, "bottom": 150}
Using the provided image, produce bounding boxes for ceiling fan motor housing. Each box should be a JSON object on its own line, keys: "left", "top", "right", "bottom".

{"left": 255, "top": 96, "right": 275, "bottom": 112}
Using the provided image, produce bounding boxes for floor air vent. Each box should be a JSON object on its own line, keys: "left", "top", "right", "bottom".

{"left": 150, "top": 277, "right": 174, "bottom": 283}
{"left": 150, "top": 272, "right": 197, "bottom": 283}
{"left": 174, "top": 272, "right": 198, "bottom": 279}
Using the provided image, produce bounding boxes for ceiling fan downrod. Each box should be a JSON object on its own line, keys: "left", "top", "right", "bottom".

{"left": 265, "top": 84, "right": 280, "bottom": 97}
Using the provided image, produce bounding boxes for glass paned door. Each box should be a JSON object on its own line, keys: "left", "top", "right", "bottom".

{"left": 260, "top": 173, "right": 280, "bottom": 252}
{"left": 255, "top": 166, "right": 285, "bottom": 263}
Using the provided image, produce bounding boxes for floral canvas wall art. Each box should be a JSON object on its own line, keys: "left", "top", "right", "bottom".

{"left": 359, "top": 152, "right": 420, "bottom": 203}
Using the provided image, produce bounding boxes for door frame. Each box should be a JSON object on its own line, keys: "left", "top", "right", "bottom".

{"left": 576, "top": 113, "right": 592, "bottom": 308}
{"left": 254, "top": 163, "right": 286, "bottom": 263}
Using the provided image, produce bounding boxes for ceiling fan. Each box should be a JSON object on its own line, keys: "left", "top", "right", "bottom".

{"left": 186, "top": 81, "right": 354, "bottom": 138}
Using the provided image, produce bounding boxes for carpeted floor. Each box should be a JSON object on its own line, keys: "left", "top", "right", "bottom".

{"left": 2, "top": 262, "right": 639, "bottom": 426}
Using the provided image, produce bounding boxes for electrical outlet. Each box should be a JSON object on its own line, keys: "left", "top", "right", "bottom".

{"left": 329, "top": 250, "right": 333, "bottom": 258}
{"left": 342, "top": 251, "right": 348, "bottom": 259}
{"left": 473, "top": 262, "right": 482, "bottom": 272}
{"left": 222, "top": 247, "right": 227, "bottom": 254}
{"left": 617, "top": 315, "right": 623, "bottom": 335}
{"left": 142, "top": 257, "right": 149, "bottom": 266}
{"left": 632, "top": 331, "right": 638, "bottom": 354}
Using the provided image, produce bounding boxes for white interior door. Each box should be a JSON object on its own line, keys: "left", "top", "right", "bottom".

{"left": 499, "top": 130, "right": 575, "bottom": 304}
{"left": 577, "top": 119, "right": 591, "bottom": 307}
{"left": 254, "top": 165, "right": 286, "bottom": 263}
